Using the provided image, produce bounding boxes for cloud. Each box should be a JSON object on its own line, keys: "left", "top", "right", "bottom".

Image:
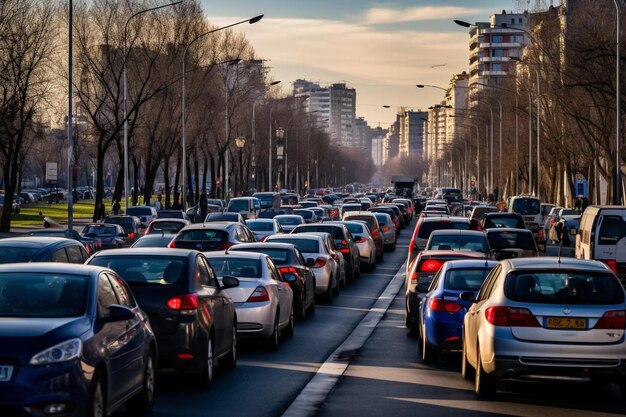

{"left": 363, "top": 6, "right": 485, "bottom": 25}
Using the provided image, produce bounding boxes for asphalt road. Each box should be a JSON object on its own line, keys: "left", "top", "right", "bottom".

{"left": 111, "top": 222, "right": 414, "bottom": 417}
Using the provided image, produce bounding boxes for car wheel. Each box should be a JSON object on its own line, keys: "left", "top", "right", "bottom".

{"left": 89, "top": 374, "right": 106, "bottom": 417}
{"left": 126, "top": 352, "right": 155, "bottom": 414}
{"left": 461, "top": 339, "right": 474, "bottom": 380}
{"left": 221, "top": 322, "right": 237, "bottom": 370}
{"left": 418, "top": 324, "right": 437, "bottom": 364}
{"left": 267, "top": 311, "right": 280, "bottom": 350}
{"left": 284, "top": 307, "right": 295, "bottom": 337}
{"left": 475, "top": 345, "right": 497, "bottom": 398}
{"left": 198, "top": 334, "right": 215, "bottom": 387}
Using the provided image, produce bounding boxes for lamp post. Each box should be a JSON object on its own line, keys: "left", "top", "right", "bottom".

{"left": 275, "top": 127, "right": 285, "bottom": 190}
{"left": 613, "top": 0, "right": 622, "bottom": 204}
{"left": 251, "top": 81, "right": 280, "bottom": 192}
{"left": 123, "top": 1, "right": 181, "bottom": 210}
{"left": 235, "top": 136, "right": 246, "bottom": 195}
{"left": 182, "top": 15, "right": 263, "bottom": 207}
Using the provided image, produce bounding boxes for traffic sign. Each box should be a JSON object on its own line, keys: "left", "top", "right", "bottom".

{"left": 46, "top": 162, "right": 58, "bottom": 182}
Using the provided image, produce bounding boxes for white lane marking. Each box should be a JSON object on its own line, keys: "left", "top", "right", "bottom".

{"left": 281, "top": 261, "right": 406, "bottom": 417}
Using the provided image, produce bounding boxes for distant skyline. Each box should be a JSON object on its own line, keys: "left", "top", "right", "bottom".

{"left": 201, "top": 0, "right": 525, "bottom": 129}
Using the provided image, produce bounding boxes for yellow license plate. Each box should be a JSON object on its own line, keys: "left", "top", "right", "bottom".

{"left": 545, "top": 317, "right": 587, "bottom": 330}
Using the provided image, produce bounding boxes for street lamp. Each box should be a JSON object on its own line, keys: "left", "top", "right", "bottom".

{"left": 235, "top": 136, "right": 246, "bottom": 195}
{"left": 182, "top": 14, "right": 263, "bottom": 207}
{"left": 613, "top": 0, "right": 622, "bottom": 205}
{"left": 416, "top": 84, "right": 447, "bottom": 92}
{"left": 275, "top": 127, "right": 285, "bottom": 190}
{"left": 251, "top": 80, "right": 281, "bottom": 192}
{"left": 123, "top": 1, "right": 182, "bottom": 210}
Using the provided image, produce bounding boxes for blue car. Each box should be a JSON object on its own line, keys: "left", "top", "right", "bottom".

{"left": 0, "top": 263, "right": 156, "bottom": 417}
{"left": 418, "top": 259, "right": 498, "bottom": 363}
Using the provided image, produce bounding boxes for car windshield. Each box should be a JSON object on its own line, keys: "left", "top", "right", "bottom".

{"left": 504, "top": 271, "right": 625, "bottom": 305}
{"left": 416, "top": 221, "right": 470, "bottom": 240}
{"left": 126, "top": 207, "right": 152, "bottom": 216}
{"left": 82, "top": 225, "right": 117, "bottom": 236}
{"left": 89, "top": 256, "right": 187, "bottom": 285}
{"left": 445, "top": 268, "right": 492, "bottom": 290}
{"left": 177, "top": 230, "right": 226, "bottom": 242}
{"left": 230, "top": 248, "right": 289, "bottom": 265}
{"left": 0, "top": 273, "right": 87, "bottom": 317}
{"left": 487, "top": 231, "right": 536, "bottom": 250}
{"left": 0, "top": 247, "right": 40, "bottom": 263}
{"left": 512, "top": 198, "right": 540, "bottom": 215}
{"left": 247, "top": 221, "right": 274, "bottom": 232}
{"left": 207, "top": 257, "right": 262, "bottom": 278}
{"left": 276, "top": 217, "right": 302, "bottom": 226}
{"left": 150, "top": 221, "right": 185, "bottom": 233}
{"left": 270, "top": 238, "right": 319, "bottom": 253}
{"left": 428, "top": 234, "right": 490, "bottom": 253}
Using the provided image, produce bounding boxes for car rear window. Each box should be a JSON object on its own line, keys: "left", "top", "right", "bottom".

{"left": 208, "top": 257, "right": 262, "bottom": 278}
{"left": 417, "top": 221, "right": 470, "bottom": 240}
{"left": 126, "top": 207, "right": 152, "bottom": 216}
{"left": 504, "top": 271, "right": 625, "bottom": 305}
{"left": 247, "top": 221, "right": 274, "bottom": 232}
{"left": 229, "top": 248, "right": 289, "bottom": 265}
{"left": 150, "top": 221, "right": 185, "bottom": 233}
{"left": 486, "top": 231, "right": 536, "bottom": 250}
{"left": 445, "top": 268, "right": 492, "bottom": 290}
{"left": 428, "top": 234, "right": 490, "bottom": 253}
{"left": 270, "top": 238, "right": 319, "bottom": 253}
{"left": 83, "top": 225, "right": 117, "bottom": 236}
{"left": 89, "top": 256, "right": 187, "bottom": 285}
{"left": 484, "top": 216, "right": 524, "bottom": 229}
{"left": 294, "top": 226, "right": 343, "bottom": 239}
{"left": 374, "top": 214, "right": 388, "bottom": 225}
{"left": 177, "top": 230, "right": 226, "bottom": 242}
{"left": 344, "top": 215, "right": 375, "bottom": 230}
{"left": 0, "top": 273, "right": 87, "bottom": 317}
{"left": 343, "top": 223, "right": 365, "bottom": 235}
{"left": 511, "top": 198, "right": 540, "bottom": 215}
{"left": 276, "top": 216, "right": 302, "bottom": 225}
{"left": 206, "top": 213, "right": 239, "bottom": 222}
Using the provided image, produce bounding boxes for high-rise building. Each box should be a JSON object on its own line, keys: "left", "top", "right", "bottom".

{"left": 397, "top": 108, "right": 428, "bottom": 157}
{"left": 329, "top": 83, "right": 356, "bottom": 146}
{"left": 371, "top": 136, "right": 384, "bottom": 166}
{"left": 293, "top": 79, "right": 331, "bottom": 133}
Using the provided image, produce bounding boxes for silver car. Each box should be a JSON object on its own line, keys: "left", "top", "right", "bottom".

{"left": 266, "top": 234, "right": 340, "bottom": 302}
{"left": 329, "top": 220, "right": 376, "bottom": 272}
{"left": 204, "top": 251, "right": 294, "bottom": 350}
{"left": 372, "top": 212, "right": 397, "bottom": 251}
{"left": 246, "top": 218, "right": 284, "bottom": 242}
{"left": 461, "top": 257, "right": 626, "bottom": 398}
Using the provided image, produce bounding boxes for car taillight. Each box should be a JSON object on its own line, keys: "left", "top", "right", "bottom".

{"left": 382, "top": 226, "right": 390, "bottom": 232}
{"left": 340, "top": 239, "right": 347, "bottom": 246}
{"left": 485, "top": 306, "right": 539, "bottom": 327}
{"left": 313, "top": 257, "right": 327, "bottom": 268}
{"left": 372, "top": 229, "right": 380, "bottom": 239}
{"left": 340, "top": 248, "right": 350, "bottom": 254}
{"left": 168, "top": 240, "right": 177, "bottom": 248}
{"left": 410, "top": 271, "right": 418, "bottom": 284}
{"left": 129, "top": 232, "right": 135, "bottom": 240}
{"left": 606, "top": 260, "right": 618, "bottom": 274}
{"left": 279, "top": 266, "right": 298, "bottom": 275}
{"left": 167, "top": 294, "right": 198, "bottom": 314}
{"left": 594, "top": 310, "right": 626, "bottom": 329}
{"left": 429, "top": 298, "right": 462, "bottom": 313}
{"left": 419, "top": 259, "right": 444, "bottom": 272}
{"left": 220, "top": 242, "right": 234, "bottom": 250}
{"left": 247, "top": 286, "right": 270, "bottom": 302}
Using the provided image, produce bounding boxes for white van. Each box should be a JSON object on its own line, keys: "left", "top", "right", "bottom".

{"left": 226, "top": 197, "right": 260, "bottom": 220}
{"left": 507, "top": 195, "right": 546, "bottom": 248}
{"left": 576, "top": 205, "right": 626, "bottom": 284}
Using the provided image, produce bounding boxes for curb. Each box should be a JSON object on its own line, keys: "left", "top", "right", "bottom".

{"left": 281, "top": 262, "right": 406, "bottom": 417}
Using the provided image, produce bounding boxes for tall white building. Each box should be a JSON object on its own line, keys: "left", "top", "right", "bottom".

{"left": 293, "top": 79, "right": 331, "bottom": 133}
{"left": 371, "top": 136, "right": 384, "bottom": 166}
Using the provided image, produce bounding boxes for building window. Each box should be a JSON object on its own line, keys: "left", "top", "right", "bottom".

{"left": 492, "top": 35, "right": 503, "bottom": 43}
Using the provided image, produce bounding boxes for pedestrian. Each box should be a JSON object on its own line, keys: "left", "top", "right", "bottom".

{"left": 97, "top": 202, "right": 106, "bottom": 221}
{"left": 154, "top": 194, "right": 163, "bottom": 211}
{"left": 111, "top": 199, "right": 121, "bottom": 215}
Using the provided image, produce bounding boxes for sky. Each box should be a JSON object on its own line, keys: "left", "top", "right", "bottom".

{"left": 201, "top": 0, "right": 524, "bottom": 128}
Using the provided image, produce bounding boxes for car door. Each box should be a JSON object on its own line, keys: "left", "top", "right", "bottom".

{"left": 195, "top": 256, "right": 225, "bottom": 354}
{"left": 106, "top": 272, "right": 146, "bottom": 394}
{"left": 267, "top": 258, "right": 291, "bottom": 326}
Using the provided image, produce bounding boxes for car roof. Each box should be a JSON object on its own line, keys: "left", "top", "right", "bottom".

{"left": 203, "top": 251, "right": 266, "bottom": 260}
{"left": 0, "top": 236, "right": 76, "bottom": 248}
{"left": 484, "top": 227, "right": 531, "bottom": 234}
{"left": 418, "top": 250, "right": 489, "bottom": 259}
{"left": 230, "top": 242, "right": 295, "bottom": 250}
{"left": 429, "top": 229, "right": 485, "bottom": 237}
{"left": 440, "top": 259, "right": 499, "bottom": 269}
{"left": 180, "top": 222, "right": 236, "bottom": 231}
{"left": 93, "top": 248, "right": 196, "bottom": 257}
{"left": 503, "top": 257, "right": 611, "bottom": 272}
{"left": 0, "top": 262, "right": 105, "bottom": 275}
{"left": 484, "top": 212, "right": 523, "bottom": 217}
{"left": 150, "top": 218, "right": 188, "bottom": 223}
{"left": 419, "top": 216, "right": 468, "bottom": 223}
{"left": 268, "top": 234, "right": 323, "bottom": 241}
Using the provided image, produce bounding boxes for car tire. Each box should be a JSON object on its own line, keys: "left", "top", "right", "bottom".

{"left": 461, "top": 339, "right": 474, "bottom": 380}
{"left": 126, "top": 352, "right": 155, "bottom": 414}
{"left": 405, "top": 298, "right": 418, "bottom": 336}
{"left": 296, "top": 292, "right": 307, "bottom": 321}
{"left": 89, "top": 373, "right": 106, "bottom": 417}
{"left": 221, "top": 322, "right": 237, "bottom": 370}
{"left": 197, "top": 334, "right": 215, "bottom": 387}
{"left": 267, "top": 311, "right": 280, "bottom": 350}
{"left": 284, "top": 307, "right": 295, "bottom": 337}
{"left": 475, "top": 345, "right": 497, "bottom": 398}
{"left": 418, "top": 324, "right": 437, "bottom": 364}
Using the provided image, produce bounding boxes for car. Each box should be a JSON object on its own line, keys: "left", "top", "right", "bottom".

{"left": 274, "top": 214, "right": 306, "bottom": 233}
{"left": 145, "top": 218, "right": 190, "bottom": 235}
{"left": 253, "top": 192, "right": 281, "bottom": 209}
{"left": 0, "top": 263, "right": 156, "bottom": 416}
{"left": 325, "top": 220, "right": 376, "bottom": 272}
{"left": 342, "top": 211, "right": 384, "bottom": 262}
{"left": 469, "top": 205, "right": 499, "bottom": 227}
{"left": 340, "top": 203, "right": 362, "bottom": 217}
{"left": 291, "top": 223, "right": 361, "bottom": 283}
{"left": 372, "top": 212, "right": 397, "bottom": 251}
{"left": 204, "top": 251, "right": 293, "bottom": 349}
{"left": 425, "top": 229, "right": 491, "bottom": 256}
{"left": 81, "top": 223, "right": 129, "bottom": 249}
{"left": 548, "top": 208, "right": 581, "bottom": 246}
{"left": 169, "top": 222, "right": 256, "bottom": 251}
{"left": 393, "top": 198, "right": 415, "bottom": 220}
{"left": 379, "top": 203, "right": 406, "bottom": 229}
{"left": 405, "top": 249, "right": 489, "bottom": 334}
{"left": 0, "top": 237, "right": 89, "bottom": 264}
{"left": 204, "top": 212, "right": 246, "bottom": 224}
{"left": 507, "top": 195, "right": 545, "bottom": 250}
{"left": 124, "top": 206, "right": 157, "bottom": 228}
{"left": 298, "top": 201, "right": 318, "bottom": 209}
{"left": 103, "top": 215, "right": 142, "bottom": 244}
{"left": 87, "top": 248, "right": 239, "bottom": 385}
{"left": 156, "top": 209, "right": 190, "bottom": 221}
{"left": 481, "top": 212, "right": 526, "bottom": 231}
{"left": 130, "top": 234, "right": 175, "bottom": 248}
{"left": 27, "top": 228, "right": 99, "bottom": 255}
{"left": 418, "top": 259, "right": 498, "bottom": 363}
{"left": 293, "top": 209, "right": 319, "bottom": 224}
{"left": 226, "top": 197, "right": 260, "bottom": 220}
{"left": 227, "top": 242, "right": 316, "bottom": 320}
{"left": 266, "top": 233, "right": 340, "bottom": 302}
{"left": 460, "top": 257, "right": 626, "bottom": 398}
{"left": 485, "top": 228, "right": 540, "bottom": 260}
{"left": 371, "top": 206, "right": 401, "bottom": 231}
{"left": 406, "top": 216, "right": 471, "bottom": 275}
{"left": 245, "top": 218, "right": 284, "bottom": 242}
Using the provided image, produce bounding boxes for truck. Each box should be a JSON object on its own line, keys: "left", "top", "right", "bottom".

{"left": 391, "top": 176, "right": 418, "bottom": 198}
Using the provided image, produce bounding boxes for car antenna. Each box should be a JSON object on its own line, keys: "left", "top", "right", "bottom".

{"left": 557, "top": 230, "right": 563, "bottom": 264}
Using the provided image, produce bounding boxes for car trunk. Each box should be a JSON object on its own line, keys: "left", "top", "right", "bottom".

{"left": 222, "top": 277, "right": 262, "bottom": 303}
{"left": 129, "top": 285, "right": 186, "bottom": 335}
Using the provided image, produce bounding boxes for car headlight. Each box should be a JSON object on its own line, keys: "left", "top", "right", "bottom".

{"left": 30, "top": 339, "right": 82, "bottom": 365}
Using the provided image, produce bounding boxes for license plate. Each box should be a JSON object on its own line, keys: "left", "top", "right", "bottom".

{"left": 0, "top": 365, "right": 13, "bottom": 381}
{"left": 545, "top": 317, "right": 587, "bottom": 330}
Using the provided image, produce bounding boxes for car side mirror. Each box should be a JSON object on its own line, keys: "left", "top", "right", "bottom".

{"left": 102, "top": 304, "right": 134, "bottom": 323}
{"left": 305, "top": 258, "right": 316, "bottom": 267}
{"left": 459, "top": 291, "right": 477, "bottom": 304}
{"left": 221, "top": 275, "right": 240, "bottom": 289}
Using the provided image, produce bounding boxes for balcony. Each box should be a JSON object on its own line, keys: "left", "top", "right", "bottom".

{"left": 479, "top": 56, "right": 510, "bottom": 63}
{"left": 479, "top": 42, "right": 523, "bottom": 49}
{"left": 480, "top": 70, "right": 509, "bottom": 76}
